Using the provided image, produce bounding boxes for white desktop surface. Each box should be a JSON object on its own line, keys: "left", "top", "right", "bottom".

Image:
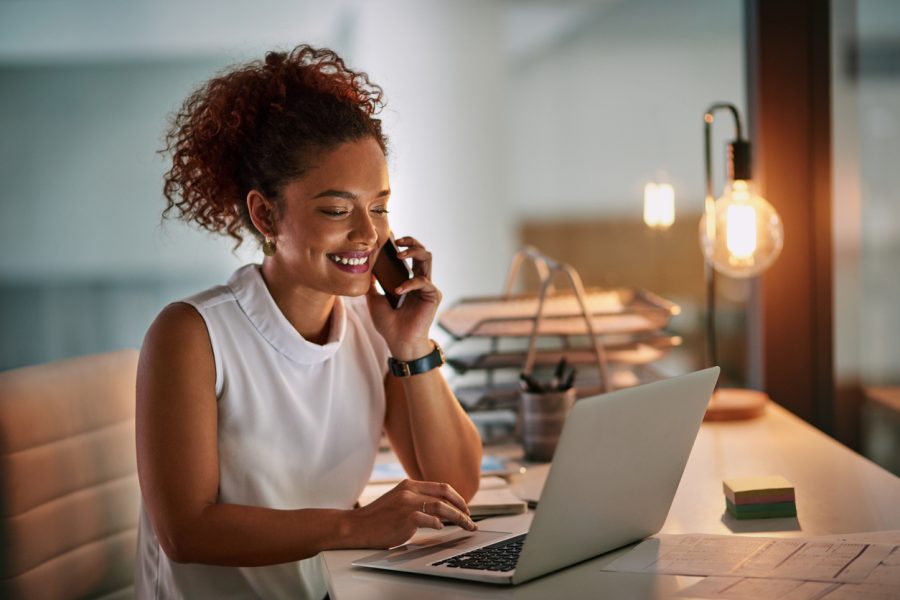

{"left": 321, "top": 403, "right": 900, "bottom": 599}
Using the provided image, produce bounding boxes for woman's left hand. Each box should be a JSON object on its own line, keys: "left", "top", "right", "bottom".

{"left": 366, "top": 235, "right": 441, "bottom": 360}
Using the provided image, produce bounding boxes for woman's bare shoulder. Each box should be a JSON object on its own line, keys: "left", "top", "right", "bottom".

{"left": 146, "top": 302, "right": 209, "bottom": 346}
{"left": 139, "top": 302, "right": 215, "bottom": 389}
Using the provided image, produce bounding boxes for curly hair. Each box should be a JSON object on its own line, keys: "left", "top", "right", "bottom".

{"left": 161, "top": 44, "right": 388, "bottom": 247}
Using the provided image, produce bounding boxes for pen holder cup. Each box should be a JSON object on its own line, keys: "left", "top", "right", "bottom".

{"left": 518, "top": 387, "right": 576, "bottom": 463}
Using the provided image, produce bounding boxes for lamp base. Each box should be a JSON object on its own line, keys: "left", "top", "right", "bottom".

{"left": 703, "top": 387, "right": 769, "bottom": 421}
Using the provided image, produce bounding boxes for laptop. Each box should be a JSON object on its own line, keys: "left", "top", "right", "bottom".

{"left": 352, "top": 367, "right": 720, "bottom": 585}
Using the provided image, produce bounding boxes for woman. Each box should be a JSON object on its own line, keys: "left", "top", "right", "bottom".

{"left": 135, "top": 44, "right": 482, "bottom": 599}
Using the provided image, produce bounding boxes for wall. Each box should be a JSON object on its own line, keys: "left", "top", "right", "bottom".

{"left": 350, "top": 0, "right": 511, "bottom": 310}
{"left": 0, "top": 60, "right": 253, "bottom": 368}
{"left": 506, "top": 1, "right": 745, "bottom": 220}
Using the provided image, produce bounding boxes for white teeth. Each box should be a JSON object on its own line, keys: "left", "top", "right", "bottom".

{"left": 331, "top": 255, "right": 369, "bottom": 266}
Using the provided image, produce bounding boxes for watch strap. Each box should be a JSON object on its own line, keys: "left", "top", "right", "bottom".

{"left": 388, "top": 341, "right": 445, "bottom": 377}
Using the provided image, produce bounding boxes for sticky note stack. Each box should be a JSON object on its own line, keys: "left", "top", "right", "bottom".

{"left": 723, "top": 476, "right": 796, "bottom": 519}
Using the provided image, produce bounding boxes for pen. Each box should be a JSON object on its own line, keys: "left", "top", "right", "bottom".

{"left": 562, "top": 368, "right": 576, "bottom": 391}
{"left": 519, "top": 372, "right": 544, "bottom": 393}
{"left": 551, "top": 357, "right": 567, "bottom": 391}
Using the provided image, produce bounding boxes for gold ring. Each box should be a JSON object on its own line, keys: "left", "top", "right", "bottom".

{"left": 422, "top": 501, "right": 427, "bottom": 514}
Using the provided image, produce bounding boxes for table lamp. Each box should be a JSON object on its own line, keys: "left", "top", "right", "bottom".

{"left": 701, "top": 102, "right": 783, "bottom": 420}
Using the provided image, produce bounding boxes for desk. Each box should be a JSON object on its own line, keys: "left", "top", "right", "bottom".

{"left": 322, "top": 403, "right": 900, "bottom": 599}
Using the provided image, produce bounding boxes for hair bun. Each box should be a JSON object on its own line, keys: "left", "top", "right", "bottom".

{"left": 161, "top": 43, "right": 386, "bottom": 249}
{"left": 264, "top": 52, "right": 286, "bottom": 68}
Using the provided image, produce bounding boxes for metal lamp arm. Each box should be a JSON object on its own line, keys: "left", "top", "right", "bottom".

{"left": 702, "top": 102, "right": 747, "bottom": 371}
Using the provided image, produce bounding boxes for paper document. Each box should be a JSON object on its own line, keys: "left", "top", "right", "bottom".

{"left": 369, "top": 455, "right": 523, "bottom": 483}
{"left": 678, "top": 577, "right": 900, "bottom": 600}
{"left": 676, "top": 576, "right": 838, "bottom": 599}
{"left": 605, "top": 532, "right": 900, "bottom": 600}
{"left": 815, "top": 530, "right": 900, "bottom": 545}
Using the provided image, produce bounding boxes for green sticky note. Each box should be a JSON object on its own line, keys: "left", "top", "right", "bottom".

{"left": 726, "top": 498, "right": 797, "bottom": 520}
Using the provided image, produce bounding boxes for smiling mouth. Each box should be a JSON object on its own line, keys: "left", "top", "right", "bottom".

{"left": 327, "top": 253, "right": 371, "bottom": 266}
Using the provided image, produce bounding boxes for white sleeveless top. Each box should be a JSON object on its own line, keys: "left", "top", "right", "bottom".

{"left": 136, "top": 264, "right": 389, "bottom": 600}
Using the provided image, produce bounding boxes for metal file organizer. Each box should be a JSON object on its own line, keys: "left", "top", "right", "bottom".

{"left": 439, "top": 246, "right": 681, "bottom": 413}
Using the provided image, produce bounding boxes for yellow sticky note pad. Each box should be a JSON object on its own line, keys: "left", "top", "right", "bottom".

{"left": 723, "top": 475, "right": 794, "bottom": 505}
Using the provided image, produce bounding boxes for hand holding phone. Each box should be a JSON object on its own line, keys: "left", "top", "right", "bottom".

{"left": 372, "top": 234, "right": 414, "bottom": 309}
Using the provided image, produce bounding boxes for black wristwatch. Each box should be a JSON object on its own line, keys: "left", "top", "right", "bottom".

{"left": 388, "top": 340, "right": 445, "bottom": 377}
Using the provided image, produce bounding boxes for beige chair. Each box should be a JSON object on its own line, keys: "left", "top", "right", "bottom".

{"left": 0, "top": 350, "right": 140, "bottom": 599}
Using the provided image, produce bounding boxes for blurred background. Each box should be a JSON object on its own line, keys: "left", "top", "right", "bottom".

{"left": 0, "top": 0, "right": 897, "bottom": 468}
{"left": 0, "top": 0, "right": 746, "bottom": 370}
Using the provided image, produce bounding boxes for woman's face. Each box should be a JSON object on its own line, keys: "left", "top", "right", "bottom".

{"left": 269, "top": 137, "right": 391, "bottom": 298}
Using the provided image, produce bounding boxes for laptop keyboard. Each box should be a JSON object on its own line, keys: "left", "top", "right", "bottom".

{"left": 431, "top": 534, "right": 527, "bottom": 572}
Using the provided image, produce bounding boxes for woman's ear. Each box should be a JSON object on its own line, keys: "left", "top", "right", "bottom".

{"left": 246, "top": 190, "right": 277, "bottom": 238}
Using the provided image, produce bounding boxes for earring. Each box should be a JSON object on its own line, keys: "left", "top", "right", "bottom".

{"left": 262, "top": 236, "right": 276, "bottom": 256}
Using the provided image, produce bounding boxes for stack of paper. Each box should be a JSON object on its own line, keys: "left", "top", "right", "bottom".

{"left": 723, "top": 475, "right": 796, "bottom": 519}
{"left": 466, "top": 476, "right": 528, "bottom": 517}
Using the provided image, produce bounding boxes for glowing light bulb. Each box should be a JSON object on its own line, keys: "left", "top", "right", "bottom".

{"left": 643, "top": 182, "right": 675, "bottom": 230}
{"left": 726, "top": 204, "right": 757, "bottom": 261}
{"left": 699, "top": 179, "right": 783, "bottom": 278}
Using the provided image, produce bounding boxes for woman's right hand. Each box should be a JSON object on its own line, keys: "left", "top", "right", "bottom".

{"left": 350, "top": 479, "right": 478, "bottom": 549}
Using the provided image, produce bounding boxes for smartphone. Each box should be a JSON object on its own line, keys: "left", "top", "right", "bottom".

{"left": 373, "top": 234, "right": 413, "bottom": 309}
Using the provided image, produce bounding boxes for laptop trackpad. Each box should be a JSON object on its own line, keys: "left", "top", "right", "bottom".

{"left": 354, "top": 530, "right": 516, "bottom": 567}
